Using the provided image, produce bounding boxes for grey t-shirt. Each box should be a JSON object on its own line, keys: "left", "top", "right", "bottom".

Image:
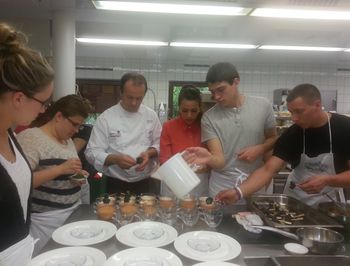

{"left": 201, "top": 95, "right": 276, "bottom": 196}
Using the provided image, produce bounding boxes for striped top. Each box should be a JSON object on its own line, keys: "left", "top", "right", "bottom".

{"left": 17, "top": 128, "right": 81, "bottom": 213}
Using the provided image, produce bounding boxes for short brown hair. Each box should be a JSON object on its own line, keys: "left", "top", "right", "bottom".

{"left": 287, "top": 83, "right": 321, "bottom": 104}
{"left": 120, "top": 72, "right": 148, "bottom": 94}
{"left": 206, "top": 62, "right": 240, "bottom": 85}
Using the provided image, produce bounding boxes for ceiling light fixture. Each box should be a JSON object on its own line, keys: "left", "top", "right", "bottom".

{"left": 251, "top": 8, "right": 350, "bottom": 20}
{"left": 92, "top": 1, "right": 251, "bottom": 16}
{"left": 76, "top": 37, "right": 168, "bottom": 46}
{"left": 345, "top": 49, "right": 350, "bottom": 52}
{"left": 259, "top": 45, "right": 344, "bottom": 52}
{"left": 170, "top": 42, "right": 257, "bottom": 49}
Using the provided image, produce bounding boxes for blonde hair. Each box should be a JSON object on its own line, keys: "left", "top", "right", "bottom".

{"left": 0, "top": 22, "right": 54, "bottom": 97}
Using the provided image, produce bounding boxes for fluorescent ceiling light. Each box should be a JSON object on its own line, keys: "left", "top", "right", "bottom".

{"left": 259, "top": 45, "right": 344, "bottom": 52}
{"left": 345, "top": 49, "right": 350, "bottom": 52}
{"left": 92, "top": 1, "right": 251, "bottom": 16}
{"left": 76, "top": 38, "right": 168, "bottom": 46}
{"left": 170, "top": 42, "right": 257, "bottom": 49}
{"left": 251, "top": 8, "right": 350, "bottom": 20}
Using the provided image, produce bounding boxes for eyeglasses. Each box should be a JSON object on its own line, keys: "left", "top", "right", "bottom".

{"left": 26, "top": 94, "right": 52, "bottom": 109}
{"left": 5, "top": 86, "right": 52, "bottom": 109}
{"left": 65, "top": 117, "right": 82, "bottom": 130}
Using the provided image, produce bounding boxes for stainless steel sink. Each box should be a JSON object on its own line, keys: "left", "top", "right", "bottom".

{"left": 244, "top": 255, "right": 350, "bottom": 266}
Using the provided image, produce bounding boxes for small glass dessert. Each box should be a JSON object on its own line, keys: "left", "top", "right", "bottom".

{"left": 117, "top": 194, "right": 139, "bottom": 225}
{"left": 95, "top": 194, "right": 116, "bottom": 221}
{"left": 180, "top": 196, "right": 197, "bottom": 210}
{"left": 139, "top": 193, "right": 157, "bottom": 220}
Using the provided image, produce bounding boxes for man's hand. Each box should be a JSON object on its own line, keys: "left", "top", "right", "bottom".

{"left": 298, "top": 175, "right": 330, "bottom": 194}
{"left": 115, "top": 154, "right": 137, "bottom": 169}
{"left": 237, "top": 145, "right": 264, "bottom": 163}
{"left": 215, "top": 189, "right": 240, "bottom": 205}
{"left": 135, "top": 151, "right": 149, "bottom": 171}
{"left": 184, "top": 147, "right": 212, "bottom": 165}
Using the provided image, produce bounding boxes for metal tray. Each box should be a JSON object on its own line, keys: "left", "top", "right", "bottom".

{"left": 247, "top": 194, "right": 343, "bottom": 228}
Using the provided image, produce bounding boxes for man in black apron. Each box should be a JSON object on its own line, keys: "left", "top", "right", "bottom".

{"left": 215, "top": 83, "right": 350, "bottom": 206}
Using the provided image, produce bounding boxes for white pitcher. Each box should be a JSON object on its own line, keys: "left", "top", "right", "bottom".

{"left": 152, "top": 153, "right": 200, "bottom": 199}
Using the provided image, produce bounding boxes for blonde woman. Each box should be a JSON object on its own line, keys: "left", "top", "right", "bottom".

{"left": 0, "top": 22, "right": 54, "bottom": 265}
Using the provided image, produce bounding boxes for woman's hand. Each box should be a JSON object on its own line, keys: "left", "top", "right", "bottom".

{"left": 59, "top": 158, "right": 82, "bottom": 175}
{"left": 70, "top": 170, "right": 89, "bottom": 186}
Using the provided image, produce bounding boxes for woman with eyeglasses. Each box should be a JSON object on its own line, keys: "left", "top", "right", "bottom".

{"left": 17, "top": 94, "right": 91, "bottom": 254}
{"left": 0, "top": 23, "right": 54, "bottom": 265}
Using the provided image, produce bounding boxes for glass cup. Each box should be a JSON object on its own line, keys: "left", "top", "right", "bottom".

{"left": 140, "top": 201, "right": 157, "bottom": 221}
{"left": 178, "top": 196, "right": 199, "bottom": 226}
{"left": 159, "top": 196, "right": 176, "bottom": 209}
{"left": 96, "top": 204, "right": 116, "bottom": 221}
{"left": 158, "top": 196, "right": 177, "bottom": 225}
{"left": 118, "top": 202, "right": 138, "bottom": 226}
{"left": 139, "top": 193, "right": 157, "bottom": 206}
{"left": 94, "top": 195, "right": 117, "bottom": 221}
{"left": 179, "top": 196, "right": 197, "bottom": 211}
{"left": 202, "top": 204, "right": 223, "bottom": 228}
{"left": 138, "top": 193, "right": 157, "bottom": 221}
{"left": 178, "top": 207, "right": 199, "bottom": 227}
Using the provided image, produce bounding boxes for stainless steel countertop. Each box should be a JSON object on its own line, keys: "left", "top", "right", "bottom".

{"left": 40, "top": 204, "right": 350, "bottom": 266}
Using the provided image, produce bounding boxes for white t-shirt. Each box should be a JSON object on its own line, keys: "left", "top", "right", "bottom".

{"left": 0, "top": 137, "right": 31, "bottom": 221}
{"left": 85, "top": 103, "right": 162, "bottom": 182}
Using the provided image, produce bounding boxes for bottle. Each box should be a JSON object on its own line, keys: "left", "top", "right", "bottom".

{"left": 158, "top": 102, "right": 167, "bottom": 124}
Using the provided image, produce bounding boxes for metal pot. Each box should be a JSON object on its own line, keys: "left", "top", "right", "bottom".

{"left": 252, "top": 225, "right": 344, "bottom": 254}
{"left": 296, "top": 227, "right": 344, "bottom": 254}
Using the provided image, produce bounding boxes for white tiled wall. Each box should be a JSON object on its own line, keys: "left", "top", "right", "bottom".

{"left": 76, "top": 57, "right": 350, "bottom": 114}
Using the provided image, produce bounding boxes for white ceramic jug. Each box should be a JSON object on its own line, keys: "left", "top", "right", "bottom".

{"left": 152, "top": 153, "right": 200, "bottom": 199}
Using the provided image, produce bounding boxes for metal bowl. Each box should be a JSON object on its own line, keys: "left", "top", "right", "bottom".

{"left": 296, "top": 227, "right": 344, "bottom": 254}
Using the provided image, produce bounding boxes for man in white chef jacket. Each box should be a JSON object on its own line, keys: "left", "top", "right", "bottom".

{"left": 214, "top": 83, "right": 350, "bottom": 206}
{"left": 85, "top": 72, "right": 162, "bottom": 194}
{"left": 199, "top": 62, "right": 277, "bottom": 199}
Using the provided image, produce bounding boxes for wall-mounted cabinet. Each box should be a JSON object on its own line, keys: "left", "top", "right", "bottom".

{"left": 76, "top": 79, "right": 121, "bottom": 114}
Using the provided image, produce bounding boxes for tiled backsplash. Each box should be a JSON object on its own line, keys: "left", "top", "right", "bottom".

{"left": 77, "top": 57, "right": 350, "bottom": 114}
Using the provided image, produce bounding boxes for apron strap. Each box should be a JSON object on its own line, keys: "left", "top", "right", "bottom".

{"left": 327, "top": 114, "right": 333, "bottom": 153}
{"left": 303, "top": 112, "right": 333, "bottom": 154}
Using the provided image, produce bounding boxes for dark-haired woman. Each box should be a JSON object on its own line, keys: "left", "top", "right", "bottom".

{"left": 0, "top": 22, "right": 54, "bottom": 265}
{"left": 160, "top": 85, "right": 209, "bottom": 197}
{"left": 17, "top": 94, "right": 91, "bottom": 254}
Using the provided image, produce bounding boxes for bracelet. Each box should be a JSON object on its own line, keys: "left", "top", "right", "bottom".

{"left": 233, "top": 187, "right": 243, "bottom": 200}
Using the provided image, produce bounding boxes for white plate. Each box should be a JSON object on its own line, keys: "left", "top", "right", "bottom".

{"left": 192, "top": 262, "right": 241, "bottom": 266}
{"left": 52, "top": 220, "right": 117, "bottom": 246}
{"left": 284, "top": 242, "right": 309, "bottom": 255}
{"left": 104, "top": 247, "right": 183, "bottom": 266}
{"left": 28, "top": 247, "right": 106, "bottom": 266}
{"left": 116, "top": 221, "right": 178, "bottom": 247}
{"left": 174, "top": 231, "right": 241, "bottom": 262}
